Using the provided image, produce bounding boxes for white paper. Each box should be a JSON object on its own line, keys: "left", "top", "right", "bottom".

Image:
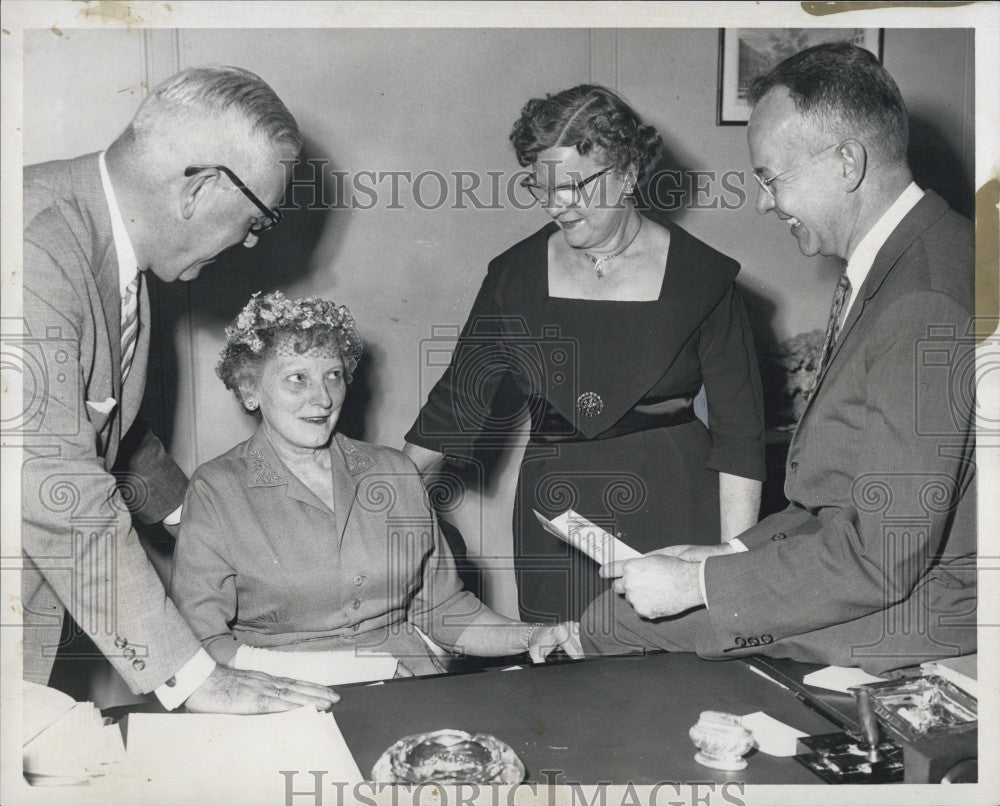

{"left": 802, "top": 665, "right": 885, "bottom": 693}
{"left": 232, "top": 644, "right": 399, "bottom": 685}
{"left": 533, "top": 509, "right": 642, "bottom": 566}
{"left": 23, "top": 700, "right": 127, "bottom": 783}
{"left": 126, "top": 707, "right": 362, "bottom": 804}
{"left": 740, "top": 711, "right": 809, "bottom": 757}
{"left": 22, "top": 681, "right": 78, "bottom": 745}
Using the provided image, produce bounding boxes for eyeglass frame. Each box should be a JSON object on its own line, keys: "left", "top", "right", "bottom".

{"left": 184, "top": 165, "right": 283, "bottom": 234}
{"left": 752, "top": 142, "right": 844, "bottom": 198}
{"left": 520, "top": 166, "right": 614, "bottom": 205}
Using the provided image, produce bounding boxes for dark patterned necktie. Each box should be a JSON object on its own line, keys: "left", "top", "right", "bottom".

{"left": 120, "top": 273, "right": 141, "bottom": 384}
{"left": 811, "top": 273, "right": 851, "bottom": 395}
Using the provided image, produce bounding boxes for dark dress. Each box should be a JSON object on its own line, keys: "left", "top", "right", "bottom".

{"left": 406, "top": 217, "right": 765, "bottom": 622}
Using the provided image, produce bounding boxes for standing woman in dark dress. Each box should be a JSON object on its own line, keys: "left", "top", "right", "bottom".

{"left": 404, "top": 85, "right": 765, "bottom": 623}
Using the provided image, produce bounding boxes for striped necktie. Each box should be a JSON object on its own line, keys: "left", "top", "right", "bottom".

{"left": 810, "top": 273, "right": 851, "bottom": 396}
{"left": 120, "top": 273, "right": 141, "bottom": 385}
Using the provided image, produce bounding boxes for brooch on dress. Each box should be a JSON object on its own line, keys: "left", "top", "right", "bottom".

{"left": 576, "top": 391, "right": 604, "bottom": 418}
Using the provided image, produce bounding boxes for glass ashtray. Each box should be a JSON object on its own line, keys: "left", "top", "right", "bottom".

{"left": 371, "top": 729, "right": 526, "bottom": 784}
{"left": 863, "top": 675, "right": 977, "bottom": 742}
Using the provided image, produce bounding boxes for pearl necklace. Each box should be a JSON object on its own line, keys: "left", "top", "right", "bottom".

{"left": 583, "top": 216, "right": 643, "bottom": 279}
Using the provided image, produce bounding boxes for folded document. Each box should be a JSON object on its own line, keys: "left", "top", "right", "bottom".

{"left": 534, "top": 509, "right": 641, "bottom": 566}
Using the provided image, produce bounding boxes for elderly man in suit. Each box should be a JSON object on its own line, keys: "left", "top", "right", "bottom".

{"left": 22, "top": 66, "right": 337, "bottom": 712}
{"left": 582, "top": 42, "right": 976, "bottom": 674}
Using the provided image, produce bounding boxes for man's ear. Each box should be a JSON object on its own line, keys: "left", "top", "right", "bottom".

{"left": 180, "top": 167, "right": 220, "bottom": 220}
{"left": 838, "top": 140, "right": 867, "bottom": 192}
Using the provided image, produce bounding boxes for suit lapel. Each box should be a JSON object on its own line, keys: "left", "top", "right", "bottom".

{"left": 71, "top": 156, "right": 126, "bottom": 466}
{"left": 805, "top": 191, "right": 948, "bottom": 404}
{"left": 830, "top": 191, "right": 947, "bottom": 368}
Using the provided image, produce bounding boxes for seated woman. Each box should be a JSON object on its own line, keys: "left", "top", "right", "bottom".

{"left": 170, "top": 292, "right": 581, "bottom": 685}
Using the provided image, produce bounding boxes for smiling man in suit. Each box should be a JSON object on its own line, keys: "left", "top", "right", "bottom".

{"left": 22, "top": 66, "right": 337, "bottom": 712}
{"left": 583, "top": 42, "right": 977, "bottom": 674}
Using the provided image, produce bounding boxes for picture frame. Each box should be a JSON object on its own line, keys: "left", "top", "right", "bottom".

{"left": 717, "top": 28, "right": 883, "bottom": 125}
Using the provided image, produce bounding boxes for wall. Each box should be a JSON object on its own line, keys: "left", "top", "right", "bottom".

{"left": 23, "top": 27, "right": 976, "bottom": 618}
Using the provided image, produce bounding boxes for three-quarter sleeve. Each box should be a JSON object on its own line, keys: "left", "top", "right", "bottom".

{"left": 405, "top": 260, "right": 525, "bottom": 458}
{"left": 169, "top": 474, "right": 241, "bottom": 665}
{"left": 698, "top": 284, "right": 766, "bottom": 481}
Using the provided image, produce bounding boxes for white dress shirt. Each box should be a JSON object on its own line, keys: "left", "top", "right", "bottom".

{"left": 841, "top": 181, "right": 924, "bottom": 323}
{"left": 698, "top": 182, "right": 925, "bottom": 605}
{"left": 98, "top": 152, "right": 215, "bottom": 708}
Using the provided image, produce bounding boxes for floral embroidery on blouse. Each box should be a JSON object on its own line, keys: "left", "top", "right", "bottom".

{"left": 248, "top": 449, "right": 284, "bottom": 485}
{"left": 339, "top": 438, "right": 375, "bottom": 475}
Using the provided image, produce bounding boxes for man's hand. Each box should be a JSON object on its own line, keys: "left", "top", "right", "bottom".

{"left": 183, "top": 665, "right": 339, "bottom": 714}
{"left": 600, "top": 555, "right": 704, "bottom": 619}
{"left": 647, "top": 542, "right": 739, "bottom": 563}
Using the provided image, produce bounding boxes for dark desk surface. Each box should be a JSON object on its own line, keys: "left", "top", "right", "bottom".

{"left": 332, "top": 653, "right": 839, "bottom": 785}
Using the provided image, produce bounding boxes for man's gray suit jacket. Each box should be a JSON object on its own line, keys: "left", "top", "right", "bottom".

{"left": 698, "top": 190, "right": 977, "bottom": 673}
{"left": 21, "top": 153, "right": 199, "bottom": 692}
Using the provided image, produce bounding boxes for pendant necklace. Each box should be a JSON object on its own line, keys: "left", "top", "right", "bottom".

{"left": 584, "top": 216, "right": 643, "bottom": 279}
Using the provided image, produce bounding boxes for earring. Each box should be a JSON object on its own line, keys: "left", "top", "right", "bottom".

{"left": 246, "top": 399, "right": 259, "bottom": 411}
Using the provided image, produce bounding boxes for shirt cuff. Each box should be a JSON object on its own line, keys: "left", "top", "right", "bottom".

{"left": 163, "top": 505, "right": 183, "bottom": 526}
{"left": 700, "top": 539, "right": 749, "bottom": 609}
{"left": 154, "top": 649, "right": 216, "bottom": 710}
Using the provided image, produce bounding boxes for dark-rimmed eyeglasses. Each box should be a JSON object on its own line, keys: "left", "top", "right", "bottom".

{"left": 184, "top": 165, "right": 283, "bottom": 234}
{"left": 752, "top": 142, "right": 843, "bottom": 199}
{"left": 520, "top": 167, "right": 613, "bottom": 205}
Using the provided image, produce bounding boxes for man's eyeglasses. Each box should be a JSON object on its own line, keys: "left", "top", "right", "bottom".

{"left": 184, "top": 165, "right": 283, "bottom": 234}
{"left": 752, "top": 143, "right": 842, "bottom": 199}
{"left": 520, "top": 167, "right": 613, "bottom": 205}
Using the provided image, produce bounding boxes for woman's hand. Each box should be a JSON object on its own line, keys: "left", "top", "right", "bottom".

{"left": 394, "top": 654, "right": 447, "bottom": 678}
{"left": 525, "top": 621, "right": 584, "bottom": 663}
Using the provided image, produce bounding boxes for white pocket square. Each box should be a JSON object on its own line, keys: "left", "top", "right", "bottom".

{"left": 86, "top": 397, "right": 117, "bottom": 415}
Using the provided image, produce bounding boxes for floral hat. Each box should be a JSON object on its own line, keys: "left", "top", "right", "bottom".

{"left": 224, "top": 290, "right": 363, "bottom": 365}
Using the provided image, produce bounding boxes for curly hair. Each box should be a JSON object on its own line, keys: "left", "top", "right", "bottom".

{"left": 216, "top": 292, "right": 363, "bottom": 408}
{"left": 510, "top": 84, "right": 661, "bottom": 180}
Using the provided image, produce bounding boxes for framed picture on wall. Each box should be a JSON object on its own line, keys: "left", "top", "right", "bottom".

{"left": 717, "top": 28, "right": 883, "bottom": 124}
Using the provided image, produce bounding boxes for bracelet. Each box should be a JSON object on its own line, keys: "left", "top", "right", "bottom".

{"left": 523, "top": 623, "right": 546, "bottom": 653}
